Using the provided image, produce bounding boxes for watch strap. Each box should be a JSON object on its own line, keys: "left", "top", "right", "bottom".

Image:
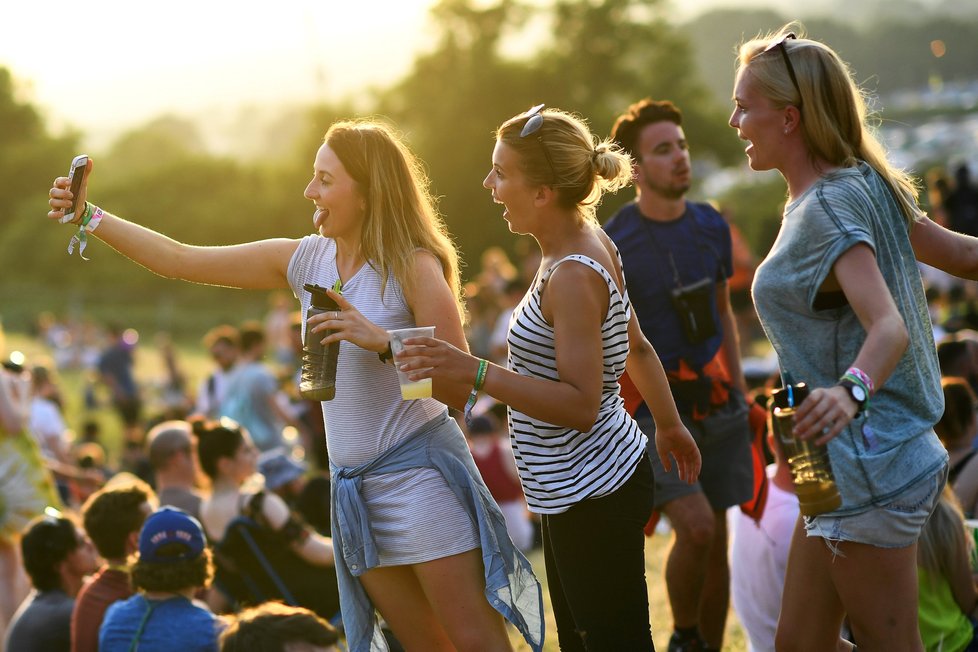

{"left": 838, "top": 378, "right": 867, "bottom": 415}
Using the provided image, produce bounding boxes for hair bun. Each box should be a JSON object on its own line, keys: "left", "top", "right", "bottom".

{"left": 591, "top": 140, "right": 631, "bottom": 191}
{"left": 188, "top": 416, "right": 208, "bottom": 438}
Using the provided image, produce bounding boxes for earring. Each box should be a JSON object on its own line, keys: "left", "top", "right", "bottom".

{"left": 784, "top": 128, "right": 789, "bottom": 135}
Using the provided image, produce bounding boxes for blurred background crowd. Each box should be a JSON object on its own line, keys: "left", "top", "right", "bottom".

{"left": 4, "top": 1, "right": 978, "bottom": 650}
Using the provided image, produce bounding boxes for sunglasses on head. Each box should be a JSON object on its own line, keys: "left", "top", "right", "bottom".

{"left": 762, "top": 33, "right": 803, "bottom": 109}
{"left": 519, "top": 104, "right": 558, "bottom": 184}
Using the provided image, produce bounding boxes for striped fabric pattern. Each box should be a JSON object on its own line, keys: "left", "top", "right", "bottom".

{"left": 508, "top": 253, "right": 648, "bottom": 514}
{"left": 287, "top": 235, "right": 478, "bottom": 565}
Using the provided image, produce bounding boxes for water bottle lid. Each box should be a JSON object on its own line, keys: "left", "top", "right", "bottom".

{"left": 771, "top": 382, "right": 809, "bottom": 409}
{"left": 304, "top": 283, "right": 339, "bottom": 310}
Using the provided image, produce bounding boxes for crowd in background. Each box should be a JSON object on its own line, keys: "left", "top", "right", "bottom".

{"left": 4, "top": 219, "right": 978, "bottom": 650}
{"left": 4, "top": 44, "right": 978, "bottom": 642}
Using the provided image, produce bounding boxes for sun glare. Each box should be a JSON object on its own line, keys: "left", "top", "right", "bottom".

{"left": 0, "top": 1, "right": 438, "bottom": 141}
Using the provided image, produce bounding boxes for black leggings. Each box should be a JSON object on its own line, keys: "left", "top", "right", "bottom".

{"left": 541, "top": 454, "right": 656, "bottom": 651}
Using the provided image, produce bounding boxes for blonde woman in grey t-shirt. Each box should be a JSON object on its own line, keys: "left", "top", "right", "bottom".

{"left": 730, "top": 24, "right": 978, "bottom": 652}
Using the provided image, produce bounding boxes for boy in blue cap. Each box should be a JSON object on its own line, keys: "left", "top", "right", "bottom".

{"left": 98, "top": 507, "right": 223, "bottom": 652}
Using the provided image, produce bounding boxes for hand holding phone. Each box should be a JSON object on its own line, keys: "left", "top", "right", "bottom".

{"left": 60, "top": 154, "right": 89, "bottom": 224}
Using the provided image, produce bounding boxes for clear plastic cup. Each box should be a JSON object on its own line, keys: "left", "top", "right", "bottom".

{"left": 388, "top": 326, "right": 434, "bottom": 400}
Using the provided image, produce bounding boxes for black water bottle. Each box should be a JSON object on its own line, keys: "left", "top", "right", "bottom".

{"left": 299, "top": 283, "right": 340, "bottom": 401}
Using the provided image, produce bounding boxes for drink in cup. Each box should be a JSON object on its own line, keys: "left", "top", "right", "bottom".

{"left": 388, "top": 326, "right": 434, "bottom": 400}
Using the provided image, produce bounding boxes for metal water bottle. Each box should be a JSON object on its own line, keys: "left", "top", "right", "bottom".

{"left": 299, "top": 283, "right": 339, "bottom": 401}
{"left": 770, "top": 383, "right": 842, "bottom": 516}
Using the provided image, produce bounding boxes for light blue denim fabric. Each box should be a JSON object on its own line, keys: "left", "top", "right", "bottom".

{"left": 331, "top": 411, "right": 544, "bottom": 652}
{"left": 805, "top": 463, "right": 948, "bottom": 549}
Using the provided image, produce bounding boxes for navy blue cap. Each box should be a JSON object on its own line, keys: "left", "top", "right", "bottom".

{"left": 138, "top": 507, "right": 206, "bottom": 564}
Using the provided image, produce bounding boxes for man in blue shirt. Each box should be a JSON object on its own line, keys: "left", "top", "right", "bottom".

{"left": 603, "top": 99, "right": 754, "bottom": 652}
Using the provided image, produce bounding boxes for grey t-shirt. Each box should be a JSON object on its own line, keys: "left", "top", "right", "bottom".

{"left": 158, "top": 487, "right": 203, "bottom": 521}
{"left": 5, "top": 589, "right": 73, "bottom": 652}
{"left": 752, "top": 162, "right": 947, "bottom": 513}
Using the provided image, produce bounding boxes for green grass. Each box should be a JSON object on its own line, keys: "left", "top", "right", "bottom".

{"left": 4, "top": 329, "right": 217, "bottom": 465}
{"left": 5, "top": 329, "right": 748, "bottom": 650}
{"left": 506, "top": 540, "right": 747, "bottom": 651}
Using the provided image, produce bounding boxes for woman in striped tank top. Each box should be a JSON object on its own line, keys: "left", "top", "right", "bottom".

{"left": 398, "top": 106, "right": 703, "bottom": 650}
{"left": 47, "top": 122, "right": 543, "bottom": 652}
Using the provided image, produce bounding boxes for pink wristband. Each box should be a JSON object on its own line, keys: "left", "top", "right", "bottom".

{"left": 844, "top": 366, "right": 874, "bottom": 395}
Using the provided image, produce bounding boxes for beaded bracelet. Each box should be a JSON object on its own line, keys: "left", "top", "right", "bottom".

{"left": 843, "top": 366, "right": 874, "bottom": 395}
{"left": 840, "top": 372, "right": 870, "bottom": 399}
{"left": 463, "top": 358, "right": 490, "bottom": 426}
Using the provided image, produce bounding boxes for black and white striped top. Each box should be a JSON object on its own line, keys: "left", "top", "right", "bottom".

{"left": 507, "top": 253, "right": 648, "bottom": 514}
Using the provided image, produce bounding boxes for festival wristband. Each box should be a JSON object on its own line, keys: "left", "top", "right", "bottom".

{"left": 67, "top": 203, "right": 104, "bottom": 260}
{"left": 843, "top": 366, "right": 874, "bottom": 395}
{"left": 85, "top": 206, "right": 104, "bottom": 233}
{"left": 474, "top": 358, "right": 489, "bottom": 391}
{"left": 463, "top": 359, "right": 489, "bottom": 427}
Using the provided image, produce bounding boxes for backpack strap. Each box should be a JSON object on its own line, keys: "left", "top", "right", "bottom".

{"left": 949, "top": 450, "right": 977, "bottom": 485}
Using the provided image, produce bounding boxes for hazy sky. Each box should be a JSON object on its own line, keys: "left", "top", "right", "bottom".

{"left": 2, "top": 0, "right": 772, "bottom": 148}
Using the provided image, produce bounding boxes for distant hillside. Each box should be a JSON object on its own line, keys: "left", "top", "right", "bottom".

{"left": 683, "top": 3, "right": 978, "bottom": 104}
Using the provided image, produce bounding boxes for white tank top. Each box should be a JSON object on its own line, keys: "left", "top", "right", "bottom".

{"left": 286, "top": 235, "right": 445, "bottom": 466}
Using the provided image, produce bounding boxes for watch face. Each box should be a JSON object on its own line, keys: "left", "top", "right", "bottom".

{"left": 851, "top": 384, "right": 867, "bottom": 402}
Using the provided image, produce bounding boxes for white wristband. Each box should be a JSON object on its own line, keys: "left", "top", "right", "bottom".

{"left": 85, "top": 206, "right": 104, "bottom": 233}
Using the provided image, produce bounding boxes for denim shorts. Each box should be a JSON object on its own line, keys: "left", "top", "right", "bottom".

{"left": 804, "top": 463, "right": 948, "bottom": 549}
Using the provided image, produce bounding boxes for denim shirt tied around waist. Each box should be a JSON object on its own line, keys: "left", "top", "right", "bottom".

{"left": 330, "top": 411, "right": 544, "bottom": 652}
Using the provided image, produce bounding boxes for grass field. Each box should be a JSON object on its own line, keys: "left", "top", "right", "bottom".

{"left": 4, "top": 329, "right": 750, "bottom": 651}
{"left": 505, "top": 538, "right": 748, "bottom": 651}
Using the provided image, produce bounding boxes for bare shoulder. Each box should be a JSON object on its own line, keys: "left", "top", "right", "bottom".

{"left": 592, "top": 228, "right": 624, "bottom": 279}
{"left": 547, "top": 248, "right": 611, "bottom": 300}
{"left": 404, "top": 249, "right": 452, "bottom": 307}
{"left": 410, "top": 248, "right": 445, "bottom": 280}
{"left": 548, "top": 228, "right": 622, "bottom": 291}
{"left": 259, "top": 489, "right": 291, "bottom": 528}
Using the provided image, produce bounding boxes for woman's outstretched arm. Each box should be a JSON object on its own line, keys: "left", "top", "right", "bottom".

{"left": 47, "top": 158, "right": 298, "bottom": 290}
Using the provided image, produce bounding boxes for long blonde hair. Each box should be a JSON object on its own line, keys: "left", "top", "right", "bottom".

{"left": 917, "top": 486, "right": 972, "bottom": 587}
{"left": 324, "top": 120, "right": 464, "bottom": 319}
{"left": 736, "top": 24, "right": 920, "bottom": 226}
{"left": 496, "top": 107, "right": 632, "bottom": 226}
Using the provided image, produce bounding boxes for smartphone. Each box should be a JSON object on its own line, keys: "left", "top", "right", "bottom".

{"left": 61, "top": 154, "right": 89, "bottom": 223}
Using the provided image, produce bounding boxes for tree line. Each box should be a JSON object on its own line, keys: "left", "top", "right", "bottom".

{"left": 1, "top": 0, "right": 974, "bottom": 335}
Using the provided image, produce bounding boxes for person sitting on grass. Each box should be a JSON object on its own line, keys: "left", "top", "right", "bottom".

{"left": 916, "top": 486, "right": 978, "bottom": 652}
{"left": 98, "top": 507, "right": 223, "bottom": 652}
{"left": 220, "top": 601, "right": 340, "bottom": 652}
{"left": 72, "top": 475, "right": 157, "bottom": 652}
{"left": 5, "top": 509, "right": 99, "bottom": 652}
{"left": 194, "top": 418, "right": 339, "bottom": 621}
